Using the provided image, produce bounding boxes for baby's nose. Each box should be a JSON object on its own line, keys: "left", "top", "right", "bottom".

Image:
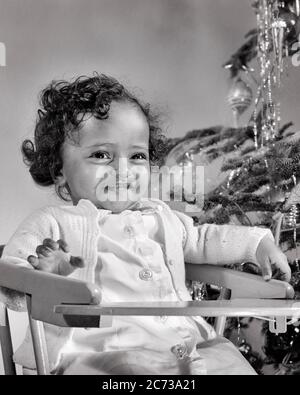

{"left": 116, "top": 158, "right": 130, "bottom": 179}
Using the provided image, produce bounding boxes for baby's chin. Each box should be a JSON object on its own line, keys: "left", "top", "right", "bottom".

{"left": 96, "top": 199, "right": 140, "bottom": 213}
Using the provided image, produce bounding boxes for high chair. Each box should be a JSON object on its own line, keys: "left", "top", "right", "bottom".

{"left": 0, "top": 241, "right": 296, "bottom": 375}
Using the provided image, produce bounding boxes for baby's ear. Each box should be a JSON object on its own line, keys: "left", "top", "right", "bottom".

{"left": 54, "top": 169, "right": 67, "bottom": 187}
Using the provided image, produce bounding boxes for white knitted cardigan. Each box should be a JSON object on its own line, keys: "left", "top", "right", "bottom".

{"left": 0, "top": 198, "right": 273, "bottom": 369}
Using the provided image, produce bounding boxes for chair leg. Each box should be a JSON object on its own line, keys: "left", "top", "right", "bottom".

{"left": 26, "top": 296, "right": 50, "bottom": 375}
{"left": 0, "top": 303, "right": 16, "bottom": 375}
{"left": 214, "top": 316, "right": 227, "bottom": 336}
{"left": 214, "top": 287, "right": 231, "bottom": 336}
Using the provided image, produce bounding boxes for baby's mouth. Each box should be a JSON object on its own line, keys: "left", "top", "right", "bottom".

{"left": 116, "top": 182, "right": 131, "bottom": 189}
{"left": 103, "top": 181, "right": 138, "bottom": 194}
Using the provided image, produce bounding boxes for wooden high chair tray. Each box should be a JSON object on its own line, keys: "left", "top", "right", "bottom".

{"left": 54, "top": 299, "right": 300, "bottom": 318}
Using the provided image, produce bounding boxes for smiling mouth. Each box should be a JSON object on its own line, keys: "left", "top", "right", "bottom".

{"left": 103, "top": 183, "right": 136, "bottom": 193}
{"left": 116, "top": 182, "right": 130, "bottom": 187}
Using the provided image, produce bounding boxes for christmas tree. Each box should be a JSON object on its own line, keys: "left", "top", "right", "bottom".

{"left": 165, "top": 0, "right": 300, "bottom": 375}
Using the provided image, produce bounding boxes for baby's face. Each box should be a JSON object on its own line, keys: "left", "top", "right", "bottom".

{"left": 59, "top": 101, "right": 150, "bottom": 213}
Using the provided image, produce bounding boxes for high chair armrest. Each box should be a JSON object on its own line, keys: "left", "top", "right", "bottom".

{"left": 0, "top": 259, "right": 101, "bottom": 326}
{"left": 54, "top": 299, "right": 300, "bottom": 319}
{"left": 185, "top": 263, "right": 295, "bottom": 299}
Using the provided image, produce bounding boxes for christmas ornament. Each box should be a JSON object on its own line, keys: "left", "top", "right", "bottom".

{"left": 189, "top": 281, "right": 207, "bottom": 301}
{"left": 178, "top": 151, "right": 194, "bottom": 167}
{"left": 252, "top": 0, "right": 286, "bottom": 149}
{"left": 282, "top": 179, "right": 300, "bottom": 247}
{"left": 283, "top": 180, "right": 300, "bottom": 210}
{"left": 276, "top": 9, "right": 298, "bottom": 37}
{"left": 272, "top": 8, "right": 298, "bottom": 79}
{"left": 283, "top": 204, "right": 299, "bottom": 228}
{"left": 227, "top": 78, "right": 253, "bottom": 127}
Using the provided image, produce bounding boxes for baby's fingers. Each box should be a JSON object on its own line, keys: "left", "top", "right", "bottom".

{"left": 58, "top": 255, "right": 85, "bottom": 276}
{"left": 271, "top": 255, "right": 291, "bottom": 282}
{"left": 36, "top": 244, "right": 52, "bottom": 257}
{"left": 70, "top": 256, "right": 85, "bottom": 269}
{"left": 27, "top": 255, "right": 39, "bottom": 269}
{"left": 57, "top": 239, "right": 70, "bottom": 253}
{"left": 260, "top": 257, "right": 272, "bottom": 281}
{"left": 43, "top": 238, "right": 59, "bottom": 251}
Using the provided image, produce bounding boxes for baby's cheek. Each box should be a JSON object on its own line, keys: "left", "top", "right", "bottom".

{"left": 95, "top": 167, "right": 116, "bottom": 199}
{"left": 95, "top": 166, "right": 112, "bottom": 184}
{"left": 131, "top": 165, "right": 150, "bottom": 192}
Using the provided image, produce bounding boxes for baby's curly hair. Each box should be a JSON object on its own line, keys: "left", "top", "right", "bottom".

{"left": 22, "top": 73, "right": 168, "bottom": 201}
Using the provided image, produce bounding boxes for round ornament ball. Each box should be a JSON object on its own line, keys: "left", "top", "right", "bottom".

{"left": 227, "top": 78, "right": 253, "bottom": 116}
{"left": 275, "top": 10, "right": 298, "bottom": 39}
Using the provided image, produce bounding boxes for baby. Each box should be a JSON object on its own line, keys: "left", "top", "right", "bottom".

{"left": 1, "top": 74, "right": 290, "bottom": 375}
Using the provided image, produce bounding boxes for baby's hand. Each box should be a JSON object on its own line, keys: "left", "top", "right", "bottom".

{"left": 27, "top": 239, "right": 85, "bottom": 276}
{"left": 256, "top": 235, "right": 291, "bottom": 282}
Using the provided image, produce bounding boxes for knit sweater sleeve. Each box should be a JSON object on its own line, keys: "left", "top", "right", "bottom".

{"left": 0, "top": 207, "right": 57, "bottom": 311}
{"left": 173, "top": 210, "right": 274, "bottom": 266}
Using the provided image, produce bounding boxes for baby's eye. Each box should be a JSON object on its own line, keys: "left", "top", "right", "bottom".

{"left": 131, "top": 153, "right": 148, "bottom": 160}
{"left": 89, "top": 151, "right": 111, "bottom": 160}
